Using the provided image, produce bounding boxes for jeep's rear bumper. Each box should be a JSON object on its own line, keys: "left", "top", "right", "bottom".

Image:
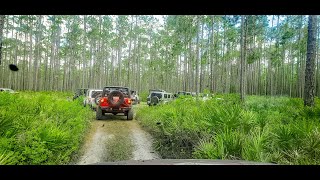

{"left": 100, "top": 106, "right": 131, "bottom": 113}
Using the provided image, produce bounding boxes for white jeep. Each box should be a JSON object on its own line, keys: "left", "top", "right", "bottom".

{"left": 130, "top": 90, "right": 140, "bottom": 105}
{"left": 147, "top": 90, "right": 174, "bottom": 106}
{"left": 83, "top": 89, "right": 103, "bottom": 110}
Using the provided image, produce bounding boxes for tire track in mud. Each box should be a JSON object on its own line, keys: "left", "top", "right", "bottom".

{"left": 76, "top": 111, "right": 160, "bottom": 165}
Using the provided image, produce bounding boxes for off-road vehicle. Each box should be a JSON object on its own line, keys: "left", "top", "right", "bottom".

{"left": 130, "top": 90, "right": 140, "bottom": 105}
{"left": 73, "top": 88, "right": 88, "bottom": 100}
{"left": 147, "top": 89, "right": 165, "bottom": 106}
{"left": 175, "top": 91, "right": 195, "bottom": 98}
{"left": 95, "top": 86, "right": 133, "bottom": 120}
{"left": 83, "top": 89, "right": 103, "bottom": 110}
{"left": 147, "top": 90, "right": 174, "bottom": 106}
{"left": 0, "top": 88, "right": 17, "bottom": 94}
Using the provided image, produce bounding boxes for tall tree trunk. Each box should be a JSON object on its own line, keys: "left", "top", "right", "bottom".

{"left": 33, "top": 15, "right": 42, "bottom": 91}
{"left": 299, "top": 16, "right": 304, "bottom": 98}
{"left": 240, "top": 15, "right": 248, "bottom": 102}
{"left": 0, "top": 15, "right": 8, "bottom": 87}
{"left": 184, "top": 43, "right": 187, "bottom": 91}
{"left": 37, "top": 16, "right": 43, "bottom": 91}
{"left": 199, "top": 18, "right": 204, "bottom": 93}
{"left": 28, "top": 16, "right": 34, "bottom": 90}
{"left": 195, "top": 16, "right": 200, "bottom": 95}
{"left": 304, "top": 15, "right": 318, "bottom": 107}
{"left": 22, "top": 20, "right": 28, "bottom": 90}
{"left": 43, "top": 48, "right": 48, "bottom": 91}
{"left": 49, "top": 16, "right": 56, "bottom": 91}
{"left": 98, "top": 15, "right": 103, "bottom": 88}
{"left": 89, "top": 42, "right": 94, "bottom": 87}
{"left": 0, "top": 15, "right": 5, "bottom": 65}
{"left": 7, "top": 16, "right": 14, "bottom": 89}
{"left": 316, "top": 18, "right": 320, "bottom": 97}
{"left": 214, "top": 18, "right": 220, "bottom": 93}
{"left": 55, "top": 24, "right": 61, "bottom": 91}
{"left": 136, "top": 37, "right": 141, "bottom": 92}
{"left": 82, "top": 15, "right": 87, "bottom": 88}
{"left": 117, "top": 23, "right": 122, "bottom": 86}
{"left": 110, "top": 48, "right": 114, "bottom": 85}
{"left": 12, "top": 18, "right": 19, "bottom": 89}
{"left": 210, "top": 16, "right": 215, "bottom": 93}
{"left": 127, "top": 16, "right": 133, "bottom": 87}
{"left": 258, "top": 42, "right": 262, "bottom": 95}
{"left": 188, "top": 41, "right": 192, "bottom": 91}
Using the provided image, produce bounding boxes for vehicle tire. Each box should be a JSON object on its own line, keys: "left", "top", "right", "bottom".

{"left": 112, "top": 113, "right": 118, "bottom": 115}
{"left": 151, "top": 96, "right": 159, "bottom": 106}
{"left": 95, "top": 94, "right": 102, "bottom": 104}
{"left": 73, "top": 95, "right": 78, "bottom": 101}
{"left": 93, "top": 92, "right": 102, "bottom": 104}
{"left": 96, "top": 106, "right": 103, "bottom": 120}
{"left": 127, "top": 109, "right": 133, "bottom": 120}
{"left": 107, "top": 91, "right": 124, "bottom": 107}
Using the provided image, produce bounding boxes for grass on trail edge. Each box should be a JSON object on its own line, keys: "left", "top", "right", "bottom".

{"left": 0, "top": 91, "right": 93, "bottom": 165}
{"left": 136, "top": 94, "right": 320, "bottom": 165}
{"left": 103, "top": 121, "right": 134, "bottom": 162}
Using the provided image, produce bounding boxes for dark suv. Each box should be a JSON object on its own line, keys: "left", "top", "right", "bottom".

{"left": 73, "top": 88, "right": 88, "bottom": 100}
{"left": 95, "top": 86, "right": 133, "bottom": 120}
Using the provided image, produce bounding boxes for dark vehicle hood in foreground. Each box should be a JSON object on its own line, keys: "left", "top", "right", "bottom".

{"left": 92, "top": 159, "right": 275, "bottom": 165}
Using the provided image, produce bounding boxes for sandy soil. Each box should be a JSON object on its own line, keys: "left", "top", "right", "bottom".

{"left": 76, "top": 108, "right": 160, "bottom": 165}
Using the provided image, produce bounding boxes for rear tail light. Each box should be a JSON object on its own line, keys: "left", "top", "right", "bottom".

{"left": 100, "top": 97, "right": 108, "bottom": 106}
{"left": 124, "top": 98, "right": 132, "bottom": 105}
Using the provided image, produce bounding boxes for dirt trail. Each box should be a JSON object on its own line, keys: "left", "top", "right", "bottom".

{"left": 76, "top": 109, "right": 160, "bottom": 165}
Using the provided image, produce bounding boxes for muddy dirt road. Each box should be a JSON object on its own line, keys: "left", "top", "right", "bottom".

{"left": 75, "top": 106, "right": 160, "bottom": 165}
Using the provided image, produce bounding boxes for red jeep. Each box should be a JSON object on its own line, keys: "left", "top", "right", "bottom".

{"left": 95, "top": 86, "right": 133, "bottom": 120}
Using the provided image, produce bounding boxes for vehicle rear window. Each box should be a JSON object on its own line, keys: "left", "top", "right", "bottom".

{"left": 103, "top": 87, "right": 130, "bottom": 96}
{"left": 91, "top": 91, "right": 102, "bottom": 98}
{"left": 151, "top": 93, "right": 162, "bottom": 99}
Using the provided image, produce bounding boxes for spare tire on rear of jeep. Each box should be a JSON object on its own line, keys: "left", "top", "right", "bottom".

{"left": 107, "top": 90, "right": 125, "bottom": 107}
{"left": 151, "top": 96, "right": 159, "bottom": 106}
